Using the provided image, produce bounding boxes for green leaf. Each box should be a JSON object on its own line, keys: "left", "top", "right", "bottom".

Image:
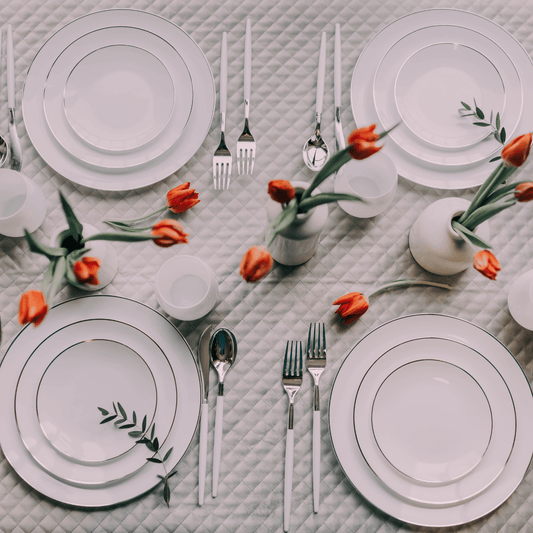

{"left": 152, "top": 437, "right": 159, "bottom": 451}
{"left": 167, "top": 470, "right": 178, "bottom": 479}
{"left": 98, "top": 407, "right": 109, "bottom": 416}
{"left": 81, "top": 232, "right": 157, "bottom": 244}
{"left": 146, "top": 457, "right": 163, "bottom": 464}
{"left": 164, "top": 481, "right": 171, "bottom": 507}
{"left": 266, "top": 199, "right": 298, "bottom": 247}
{"left": 100, "top": 415, "right": 117, "bottom": 424}
{"left": 68, "top": 248, "right": 91, "bottom": 262}
{"left": 299, "top": 192, "right": 361, "bottom": 212}
{"left": 136, "top": 438, "right": 150, "bottom": 445}
{"left": 113, "top": 402, "right": 117, "bottom": 414}
{"left": 475, "top": 106, "right": 485, "bottom": 119}
{"left": 114, "top": 418, "right": 126, "bottom": 425}
{"left": 132, "top": 411, "right": 137, "bottom": 425}
{"left": 142, "top": 415, "right": 147, "bottom": 432}
{"left": 472, "top": 122, "right": 491, "bottom": 127}
{"left": 41, "top": 259, "right": 56, "bottom": 296}
{"left": 461, "top": 199, "right": 516, "bottom": 230}
{"left": 117, "top": 402, "right": 127, "bottom": 419}
{"left": 59, "top": 191, "right": 84, "bottom": 243}
{"left": 119, "top": 423, "right": 136, "bottom": 429}
{"left": 500, "top": 127, "right": 506, "bottom": 144}
{"left": 489, "top": 156, "right": 502, "bottom": 162}
{"left": 461, "top": 101, "right": 472, "bottom": 110}
{"left": 24, "top": 229, "right": 67, "bottom": 260}
{"left": 451, "top": 221, "right": 492, "bottom": 249}
{"left": 151, "top": 424, "right": 156, "bottom": 441}
{"left": 496, "top": 112, "right": 500, "bottom": 130}
{"left": 145, "top": 440, "right": 156, "bottom": 452}
{"left": 47, "top": 255, "right": 67, "bottom": 302}
{"left": 163, "top": 447, "right": 173, "bottom": 462}
{"left": 128, "top": 431, "right": 143, "bottom": 438}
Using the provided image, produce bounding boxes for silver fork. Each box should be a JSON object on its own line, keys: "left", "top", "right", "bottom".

{"left": 213, "top": 32, "right": 232, "bottom": 190}
{"left": 307, "top": 323, "right": 326, "bottom": 514}
{"left": 282, "top": 340, "right": 303, "bottom": 532}
{"left": 236, "top": 18, "right": 256, "bottom": 176}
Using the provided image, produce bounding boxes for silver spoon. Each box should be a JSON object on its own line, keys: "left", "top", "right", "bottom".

{"left": 303, "top": 32, "right": 329, "bottom": 171}
{"left": 210, "top": 327, "right": 237, "bottom": 498}
{"left": 0, "top": 134, "right": 9, "bottom": 168}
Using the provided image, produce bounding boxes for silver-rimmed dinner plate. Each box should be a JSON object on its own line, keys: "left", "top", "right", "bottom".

{"left": 43, "top": 26, "right": 193, "bottom": 168}
{"left": 329, "top": 314, "right": 533, "bottom": 527}
{"left": 15, "top": 318, "right": 177, "bottom": 486}
{"left": 0, "top": 295, "right": 201, "bottom": 507}
{"left": 23, "top": 9, "right": 214, "bottom": 191}
{"left": 353, "top": 337, "right": 516, "bottom": 507}
{"left": 351, "top": 9, "right": 532, "bottom": 189}
{"left": 372, "top": 25, "right": 521, "bottom": 167}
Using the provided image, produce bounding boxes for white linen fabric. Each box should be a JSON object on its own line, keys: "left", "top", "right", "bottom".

{"left": 1, "top": 0, "right": 533, "bottom": 531}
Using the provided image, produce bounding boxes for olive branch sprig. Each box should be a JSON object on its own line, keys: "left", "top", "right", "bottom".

{"left": 98, "top": 402, "right": 175, "bottom": 506}
{"left": 460, "top": 99, "right": 506, "bottom": 162}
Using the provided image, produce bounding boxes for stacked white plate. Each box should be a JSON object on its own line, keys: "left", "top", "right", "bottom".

{"left": 351, "top": 9, "right": 533, "bottom": 189}
{"left": 0, "top": 295, "right": 201, "bottom": 507}
{"left": 22, "top": 9, "right": 215, "bottom": 191}
{"left": 329, "top": 314, "right": 533, "bottom": 527}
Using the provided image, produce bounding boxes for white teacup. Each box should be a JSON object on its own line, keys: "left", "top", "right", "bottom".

{"left": 334, "top": 152, "right": 397, "bottom": 218}
{"left": 0, "top": 169, "right": 46, "bottom": 237}
{"left": 156, "top": 255, "right": 218, "bottom": 321}
{"left": 508, "top": 269, "right": 533, "bottom": 331}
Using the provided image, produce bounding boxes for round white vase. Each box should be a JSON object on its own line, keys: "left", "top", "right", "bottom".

{"left": 50, "top": 223, "right": 118, "bottom": 291}
{"left": 266, "top": 180, "right": 329, "bottom": 266}
{"left": 408, "top": 197, "right": 491, "bottom": 276}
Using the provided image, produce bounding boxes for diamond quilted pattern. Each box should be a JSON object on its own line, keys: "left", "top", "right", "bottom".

{"left": 1, "top": 0, "right": 533, "bottom": 531}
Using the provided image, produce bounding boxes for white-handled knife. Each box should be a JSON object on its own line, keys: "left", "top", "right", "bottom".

{"left": 334, "top": 24, "right": 345, "bottom": 151}
{"left": 7, "top": 25, "right": 21, "bottom": 171}
{"left": 197, "top": 325, "right": 212, "bottom": 505}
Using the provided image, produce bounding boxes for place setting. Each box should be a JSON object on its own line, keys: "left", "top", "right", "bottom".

{"left": 2, "top": 3, "right": 533, "bottom": 532}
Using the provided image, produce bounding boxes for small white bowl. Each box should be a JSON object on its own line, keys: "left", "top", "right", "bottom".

{"left": 155, "top": 255, "right": 218, "bottom": 321}
{"left": 334, "top": 152, "right": 397, "bottom": 218}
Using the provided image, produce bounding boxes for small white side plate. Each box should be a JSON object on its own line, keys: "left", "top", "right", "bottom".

{"left": 64, "top": 45, "right": 175, "bottom": 152}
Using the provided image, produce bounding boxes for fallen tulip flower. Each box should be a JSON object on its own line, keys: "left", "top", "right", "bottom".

{"left": 473, "top": 250, "right": 501, "bottom": 280}
{"left": 240, "top": 245, "right": 274, "bottom": 282}
{"left": 18, "top": 290, "right": 48, "bottom": 327}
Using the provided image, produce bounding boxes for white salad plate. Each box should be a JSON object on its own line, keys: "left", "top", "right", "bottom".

{"left": 0, "top": 295, "right": 201, "bottom": 507}
{"left": 15, "top": 318, "right": 178, "bottom": 486}
{"left": 395, "top": 43, "right": 505, "bottom": 149}
{"left": 23, "top": 9, "right": 215, "bottom": 191}
{"left": 351, "top": 9, "right": 532, "bottom": 189}
{"left": 373, "top": 25, "right": 521, "bottom": 167}
{"left": 64, "top": 44, "right": 176, "bottom": 153}
{"left": 43, "top": 26, "right": 193, "bottom": 169}
{"left": 329, "top": 314, "right": 533, "bottom": 527}
{"left": 353, "top": 338, "right": 516, "bottom": 507}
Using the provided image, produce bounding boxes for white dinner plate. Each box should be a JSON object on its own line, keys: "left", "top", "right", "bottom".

{"left": 329, "top": 314, "right": 533, "bottom": 527}
{"left": 23, "top": 9, "right": 214, "bottom": 191}
{"left": 15, "top": 318, "right": 177, "bottom": 485}
{"left": 351, "top": 9, "right": 532, "bottom": 189}
{"left": 354, "top": 338, "right": 516, "bottom": 506}
{"left": 395, "top": 43, "right": 505, "bottom": 149}
{"left": 64, "top": 44, "right": 176, "bottom": 152}
{"left": 43, "top": 26, "right": 193, "bottom": 168}
{"left": 373, "top": 25, "right": 521, "bottom": 167}
{"left": 0, "top": 295, "right": 201, "bottom": 507}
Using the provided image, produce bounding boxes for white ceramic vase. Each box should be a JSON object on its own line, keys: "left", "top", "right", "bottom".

{"left": 50, "top": 223, "right": 118, "bottom": 291}
{"left": 266, "top": 180, "right": 328, "bottom": 266}
{"left": 409, "top": 197, "right": 491, "bottom": 276}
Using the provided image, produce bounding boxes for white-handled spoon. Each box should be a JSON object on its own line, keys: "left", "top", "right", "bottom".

{"left": 210, "top": 328, "right": 237, "bottom": 497}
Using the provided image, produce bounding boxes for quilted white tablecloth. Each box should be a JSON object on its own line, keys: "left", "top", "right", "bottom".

{"left": 1, "top": 0, "right": 533, "bottom": 531}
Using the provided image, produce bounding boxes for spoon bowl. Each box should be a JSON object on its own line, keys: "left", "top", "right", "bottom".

{"left": 303, "top": 128, "right": 329, "bottom": 171}
{"left": 0, "top": 134, "right": 9, "bottom": 168}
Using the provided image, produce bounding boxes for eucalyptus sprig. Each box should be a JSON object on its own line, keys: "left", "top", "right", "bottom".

{"left": 98, "top": 402, "right": 175, "bottom": 506}
{"left": 460, "top": 99, "right": 506, "bottom": 161}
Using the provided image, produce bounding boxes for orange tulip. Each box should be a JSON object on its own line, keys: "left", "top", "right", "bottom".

{"left": 151, "top": 219, "right": 189, "bottom": 248}
{"left": 268, "top": 180, "right": 296, "bottom": 204}
{"left": 166, "top": 182, "right": 200, "bottom": 214}
{"left": 515, "top": 182, "right": 533, "bottom": 202}
{"left": 333, "top": 292, "right": 369, "bottom": 325}
{"left": 347, "top": 125, "right": 382, "bottom": 160}
{"left": 501, "top": 133, "right": 533, "bottom": 168}
{"left": 240, "top": 245, "right": 273, "bottom": 282}
{"left": 73, "top": 256, "right": 101, "bottom": 285}
{"left": 18, "top": 290, "right": 48, "bottom": 327}
{"left": 473, "top": 250, "right": 501, "bottom": 280}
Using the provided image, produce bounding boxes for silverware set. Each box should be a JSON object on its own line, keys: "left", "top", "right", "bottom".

{"left": 213, "top": 19, "right": 256, "bottom": 190}
{"left": 283, "top": 323, "right": 327, "bottom": 531}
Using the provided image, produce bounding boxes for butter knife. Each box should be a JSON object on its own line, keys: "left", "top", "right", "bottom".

{"left": 197, "top": 325, "right": 212, "bottom": 506}
{"left": 7, "top": 25, "right": 22, "bottom": 172}
{"left": 334, "top": 24, "right": 345, "bottom": 151}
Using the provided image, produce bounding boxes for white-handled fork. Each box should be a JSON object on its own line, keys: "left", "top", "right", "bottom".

{"left": 213, "top": 32, "right": 232, "bottom": 190}
{"left": 236, "top": 18, "right": 256, "bottom": 175}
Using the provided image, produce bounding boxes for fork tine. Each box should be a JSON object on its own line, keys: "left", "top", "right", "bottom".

{"left": 321, "top": 323, "right": 326, "bottom": 357}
